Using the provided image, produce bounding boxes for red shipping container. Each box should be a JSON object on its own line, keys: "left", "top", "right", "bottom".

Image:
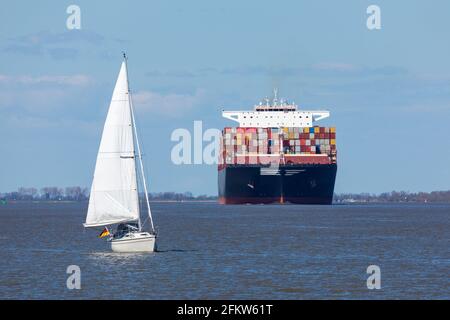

{"left": 284, "top": 155, "right": 331, "bottom": 165}
{"left": 234, "top": 155, "right": 246, "bottom": 165}
{"left": 248, "top": 156, "right": 259, "bottom": 164}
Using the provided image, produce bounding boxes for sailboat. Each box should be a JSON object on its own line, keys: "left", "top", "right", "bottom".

{"left": 83, "top": 54, "right": 157, "bottom": 253}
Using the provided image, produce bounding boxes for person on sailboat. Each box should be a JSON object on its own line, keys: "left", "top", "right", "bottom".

{"left": 113, "top": 223, "right": 140, "bottom": 239}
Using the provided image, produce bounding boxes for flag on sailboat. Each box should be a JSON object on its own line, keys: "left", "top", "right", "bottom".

{"left": 98, "top": 227, "right": 110, "bottom": 238}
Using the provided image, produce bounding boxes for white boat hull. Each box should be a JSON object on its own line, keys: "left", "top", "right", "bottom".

{"left": 110, "top": 232, "right": 156, "bottom": 253}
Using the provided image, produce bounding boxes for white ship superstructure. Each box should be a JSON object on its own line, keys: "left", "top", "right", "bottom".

{"left": 222, "top": 89, "right": 329, "bottom": 128}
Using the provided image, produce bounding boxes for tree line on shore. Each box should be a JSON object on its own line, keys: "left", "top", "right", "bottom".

{"left": 333, "top": 190, "right": 450, "bottom": 203}
{"left": 1, "top": 187, "right": 450, "bottom": 203}
{"left": 0, "top": 187, "right": 217, "bottom": 202}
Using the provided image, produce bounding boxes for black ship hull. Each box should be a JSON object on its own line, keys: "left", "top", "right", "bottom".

{"left": 218, "top": 164, "right": 337, "bottom": 205}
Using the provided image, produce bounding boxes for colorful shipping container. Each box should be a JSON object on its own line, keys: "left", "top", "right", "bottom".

{"left": 221, "top": 126, "right": 337, "bottom": 165}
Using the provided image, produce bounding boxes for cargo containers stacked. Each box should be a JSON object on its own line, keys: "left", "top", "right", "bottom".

{"left": 281, "top": 126, "right": 336, "bottom": 155}
{"left": 220, "top": 126, "right": 337, "bottom": 165}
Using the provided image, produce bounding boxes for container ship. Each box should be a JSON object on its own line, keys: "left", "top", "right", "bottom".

{"left": 218, "top": 90, "right": 337, "bottom": 205}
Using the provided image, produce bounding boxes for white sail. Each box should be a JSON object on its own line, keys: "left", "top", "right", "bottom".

{"left": 84, "top": 62, "right": 140, "bottom": 227}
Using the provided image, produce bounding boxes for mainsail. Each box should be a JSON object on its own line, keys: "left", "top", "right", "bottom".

{"left": 84, "top": 62, "right": 140, "bottom": 227}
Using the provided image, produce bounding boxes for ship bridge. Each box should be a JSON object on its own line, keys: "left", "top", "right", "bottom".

{"left": 222, "top": 89, "right": 330, "bottom": 128}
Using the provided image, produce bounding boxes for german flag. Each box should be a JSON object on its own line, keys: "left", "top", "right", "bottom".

{"left": 98, "top": 227, "right": 110, "bottom": 238}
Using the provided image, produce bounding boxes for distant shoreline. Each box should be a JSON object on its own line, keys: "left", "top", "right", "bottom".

{"left": 1, "top": 200, "right": 450, "bottom": 205}
{"left": 2, "top": 189, "right": 450, "bottom": 204}
{"left": 0, "top": 199, "right": 219, "bottom": 204}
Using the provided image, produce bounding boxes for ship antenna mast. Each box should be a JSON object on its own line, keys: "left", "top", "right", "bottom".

{"left": 273, "top": 88, "right": 278, "bottom": 106}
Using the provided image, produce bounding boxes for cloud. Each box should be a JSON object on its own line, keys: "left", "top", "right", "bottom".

{"left": 8, "top": 30, "right": 104, "bottom": 46}
{"left": 48, "top": 47, "right": 79, "bottom": 60}
{"left": 141, "top": 63, "right": 450, "bottom": 115}
{"left": 0, "top": 74, "right": 93, "bottom": 86}
{"left": 0, "top": 72, "right": 103, "bottom": 138}
{"left": 312, "top": 62, "right": 357, "bottom": 72}
{"left": 399, "top": 103, "right": 450, "bottom": 113}
{"left": 2, "top": 30, "right": 107, "bottom": 60}
{"left": 145, "top": 63, "right": 408, "bottom": 78}
{"left": 4, "top": 114, "right": 98, "bottom": 134}
{"left": 0, "top": 88, "right": 72, "bottom": 112}
{"left": 145, "top": 70, "right": 199, "bottom": 78}
{"left": 132, "top": 89, "right": 207, "bottom": 117}
{"left": 0, "top": 73, "right": 94, "bottom": 113}
{"left": 218, "top": 64, "right": 408, "bottom": 77}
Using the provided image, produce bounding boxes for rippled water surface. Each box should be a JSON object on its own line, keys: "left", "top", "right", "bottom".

{"left": 0, "top": 202, "right": 448, "bottom": 299}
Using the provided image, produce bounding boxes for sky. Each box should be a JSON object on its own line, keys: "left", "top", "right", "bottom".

{"left": 1, "top": 0, "right": 450, "bottom": 195}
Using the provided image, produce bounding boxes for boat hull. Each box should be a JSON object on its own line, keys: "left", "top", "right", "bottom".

{"left": 110, "top": 232, "right": 156, "bottom": 253}
{"left": 218, "top": 163, "right": 337, "bottom": 205}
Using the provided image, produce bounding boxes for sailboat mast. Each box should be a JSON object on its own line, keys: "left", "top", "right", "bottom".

{"left": 123, "top": 54, "right": 156, "bottom": 233}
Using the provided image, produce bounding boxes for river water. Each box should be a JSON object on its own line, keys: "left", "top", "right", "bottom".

{"left": 0, "top": 202, "right": 448, "bottom": 299}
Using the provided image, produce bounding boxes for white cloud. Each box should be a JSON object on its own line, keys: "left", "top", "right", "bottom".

{"left": 0, "top": 88, "right": 71, "bottom": 111}
{"left": 0, "top": 74, "right": 94, "bottom": 112}
{"left": 399, "top": 103, "right": 450, "bottom": 113}
{"left": 313, "top": 62, "right": 358, "bottom": 72}
{"left": 3, "top": 114, "right": 98, "bottom": 135}
{"left": 2, "top": 30, "right": 105, "bottom": 59}
{"left": 0, "top": 74, "right": 93, "bottom": 86}
{"left": 132, "top": 89, "right": 206, "bottom": 116}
